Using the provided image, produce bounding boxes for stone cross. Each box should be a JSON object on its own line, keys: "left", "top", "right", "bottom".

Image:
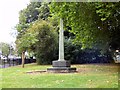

{"left": 59, "top": 18, "right": 64, "bottom": 61}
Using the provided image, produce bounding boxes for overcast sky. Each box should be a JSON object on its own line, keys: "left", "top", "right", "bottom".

{"left": 0, "top": 0, "right": 30, "bottom": 44}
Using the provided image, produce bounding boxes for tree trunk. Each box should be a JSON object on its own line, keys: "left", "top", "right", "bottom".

{"left": 22, "top": 51, "right": 25, "bottom": 68}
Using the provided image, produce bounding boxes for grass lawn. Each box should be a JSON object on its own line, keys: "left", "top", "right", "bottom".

{"left": 1, "top": 63, "right": 119, "bottom": 88}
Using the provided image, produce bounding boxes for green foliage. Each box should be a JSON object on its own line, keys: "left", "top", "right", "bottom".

{"left": 95, "top": 3, "right": 114, "bottom": 21}
{"left": 38, "top": 3, "right": 50, "bottom": 20}
{"left": 49, "top": 2, "right": 120, "bottom": 52}
{"left": 16, "top": 19, "right": 58, "bottom": 64}
{"left": 0, "top": 42, "right": 10, "bottom": 57}
{"left": 15, "top": 2, "right": 120, "bottom": 64}
{"left": 33, "top": 20, "right": 58, "bottom": 64}
{"left": 94, "top": 2, "right": 120, "bottom": 50}
{"left": 15, "top": 30, "right": 38, "bottom": 53}
{"left": 15, "top": 2, "right": 59, "bottom": 64}
{"left": 50, "top": 2, "right": 100, "bottom": 48}
{"left": 16, "top": 2, "right": 42, "bottom": 39}
{"left": 16, "top": 2, "right": 50, "bottom": 33}
{"left": 64, "top": 39, "right": 81, "bottom": 63}
{"left": 16, "top": 2, "right": 50, "bottom": 54}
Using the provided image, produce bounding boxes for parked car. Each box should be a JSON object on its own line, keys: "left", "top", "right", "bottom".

{"left": 114, "top": 50, "right": 120, "bottom": 63}
{"left": 1, "top": 56, "right": 7, "bottom": 60}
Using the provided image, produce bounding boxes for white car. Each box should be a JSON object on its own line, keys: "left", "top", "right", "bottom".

{"left": 1, "top": 56, "right": 7, "bottom": 60}
{"left": 115, "top": 55, "right": 120, "bottom": 63}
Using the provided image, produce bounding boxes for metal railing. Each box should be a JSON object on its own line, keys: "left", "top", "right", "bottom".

{"left": 0, "top": 58, "right": 36, "bottom": 68}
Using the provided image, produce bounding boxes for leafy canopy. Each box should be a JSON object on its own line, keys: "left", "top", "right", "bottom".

{"left": 49, "top": 2, "right": 120, "bottom": 51}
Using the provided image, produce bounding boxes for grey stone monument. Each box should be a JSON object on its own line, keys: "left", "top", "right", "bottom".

{"left": 47, "top": 18, "right": 76, "bottom": 73}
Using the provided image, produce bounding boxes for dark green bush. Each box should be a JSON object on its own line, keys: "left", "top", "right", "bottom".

{"left": 35, "top": 20, "right": 58, "bottom": 65}
{"left": 64, "top": 39, "right": 82, "bottom": 64}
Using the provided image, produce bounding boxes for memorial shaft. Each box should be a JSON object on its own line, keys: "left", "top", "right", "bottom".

{"left": 47, "top": 18, "right": 76, "bottom": 72}
{"left": 59, "top": 18, "right": 64, "bottom": 61}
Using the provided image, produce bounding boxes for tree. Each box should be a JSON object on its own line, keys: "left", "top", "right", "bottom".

{"left": 94, "top": 2, "right": 120, "bottom": 51}
{"left": 16, "top": 21, "right": 38, "bottom": 67}
{"left": 15, "top": 2, "right": 51, "bottom": 66}
{"left": 27, "top": 20, "right": 58, "bottom": 64}
{"left": 49, "top": 2, "right": 120, "bottom": 53}
{"left": 16, "top": 2, "right": 49, "bottom": 36}
{"left": 16, "top": 19, "right": 58, "bottom": 65}
{"left": 16, "top": 2, "right": 51, "bottom": 51}
{"left": 0, "top": 42, "right": 10, "bottom": 58}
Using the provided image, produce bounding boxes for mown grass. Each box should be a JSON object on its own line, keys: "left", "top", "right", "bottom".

{"left": 1, "top": 63, "right": 119, "bottom": 88}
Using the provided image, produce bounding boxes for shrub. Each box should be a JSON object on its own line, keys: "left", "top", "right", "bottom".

{"left": 34, "top": 20, "right": 58, "bottom": 64}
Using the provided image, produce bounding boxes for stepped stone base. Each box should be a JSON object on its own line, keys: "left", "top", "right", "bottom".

{"left": 52, "top": 60, "right": 70, "bottom": 67}
{"left": 47, "top": 60, "right": 76, "bottom": 73}
{"left": 47, "top": 67, "right": 76, "bottom": 73}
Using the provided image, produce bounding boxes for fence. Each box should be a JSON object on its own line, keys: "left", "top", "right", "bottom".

{"left": 0, "top": 58, "right": 36, "bottom": 68}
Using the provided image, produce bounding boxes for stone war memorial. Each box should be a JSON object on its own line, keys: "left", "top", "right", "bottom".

{"left": 47, "top": 18, "right": 76, "bottom": 73}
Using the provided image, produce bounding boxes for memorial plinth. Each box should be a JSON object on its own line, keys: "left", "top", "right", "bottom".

{"left": 52, "top": 60, "right": 70, "bottom": 67}
{"left": 47, "top": 18, "right": 76, "bottom": 73}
